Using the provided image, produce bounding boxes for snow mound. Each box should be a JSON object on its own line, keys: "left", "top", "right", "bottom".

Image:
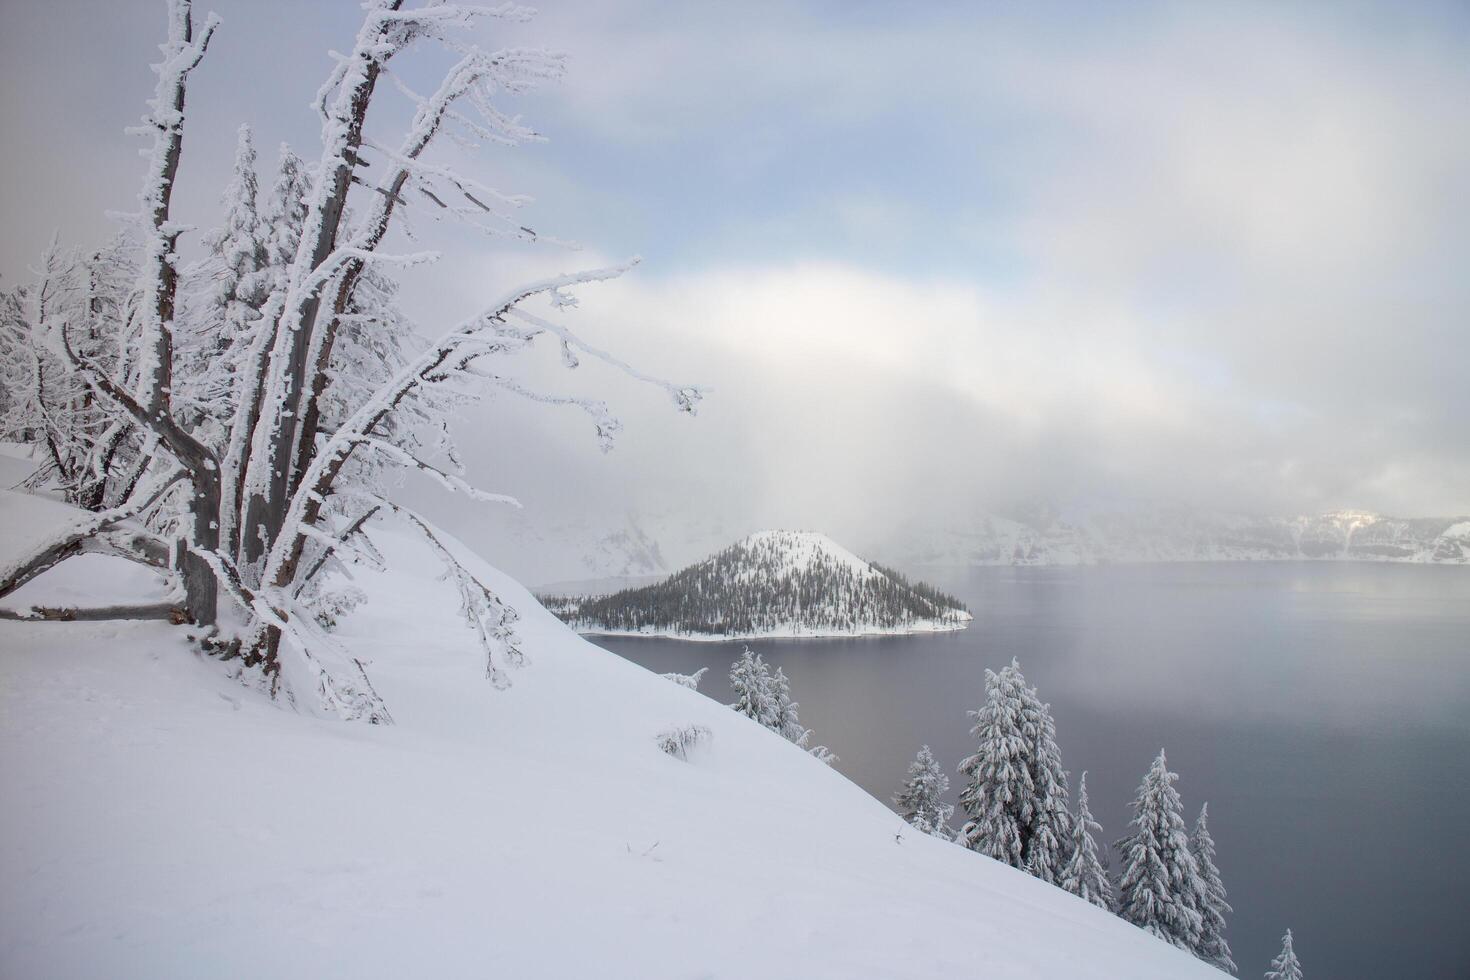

{"left": 0, "top": 497, "right": 1215, "bottom": 979}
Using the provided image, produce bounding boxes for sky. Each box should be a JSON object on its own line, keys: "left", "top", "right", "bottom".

{"left": 2, "top": 0, "right": 1468, "bottom": 569}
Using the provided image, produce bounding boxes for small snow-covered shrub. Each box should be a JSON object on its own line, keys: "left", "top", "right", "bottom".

{"left": 661, "top": 667, "right": 708, "bottom": 690}
{"left": 655, "top": 724, "right": 712, "bottom": 761}
{"left": 307, "top": 585, "right": 368, "bottom": 631}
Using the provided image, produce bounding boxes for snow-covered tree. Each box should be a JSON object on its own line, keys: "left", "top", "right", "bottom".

{"left": 177, "top": 123, "right": 270, "bottom": 442}
{"left": 894, "top": 745, "right": 953, "bottom": 839}
{"left": 661, "top": 667, "right": 708, "bottom": 690}
{"left": 771, "top": 665, "right": 805, "bottom": 743}
{"left": 0, "top": 236, "right": 142, "bottom": 512}
{"left": 1191, "top": 803, "right": 1236, "bottom": 973}
{"left": 1264, "top": 929, "right": 1302, "bottom": 980}
{"left": 727, "top": 647, "right": 835, "bottom": 764}
{"left": 729, "top": 647, "right": 779, "bottom": 728}
{"left": 956, "top": 659, "right": 1071, "bottom": 881}
{"left": 0, "top": 0, "right": 700, "bottom": 722}
{"left": 1, "top": 242, "right": 88, "bottom": 479}
{"left": 958, "top": 661, "right": 1031, "bottom": 866}
{"left": 261, "top": 145, "right": 310, "bottom": 280}
{"left": 1115, "top": 749, "right": 1205, "bottom": 952}
{"left": 1058, "top": 771, "right": 1112, "bottom": 910}
{"left": 1020, "top": 677, "right": 1073, "bottom": 884}
{"left": 770, "top": 663, "right": 836, "bottom": 764}
{"left": 217, "top": 142, "right": 309, "bottom": 561}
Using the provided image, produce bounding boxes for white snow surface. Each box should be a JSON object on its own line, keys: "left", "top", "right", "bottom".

{"left": 739, "top": 528, "right": 877, "bottom": 577}
{"left": 0, "top": 492, "right": 1213, "bottom": 979}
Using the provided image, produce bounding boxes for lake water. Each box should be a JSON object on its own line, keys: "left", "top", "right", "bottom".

{"left": 588, "top": 562, "right": 1470, "bottom": 979}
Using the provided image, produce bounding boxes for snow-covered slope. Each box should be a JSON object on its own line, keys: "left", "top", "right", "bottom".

{"left": 0, "top": 494, "right": 1215, "bottom": 979}
{"left": 546, "top": 529, "right": 973, "bottom": 640}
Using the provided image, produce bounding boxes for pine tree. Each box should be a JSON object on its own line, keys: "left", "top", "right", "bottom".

{"left": 1191, "top": 803, "right": 1236, "bottom": 973}
{"left": 770, "top": 665, "right": 809, "bottom": 744}
{"left": 1058, "top": 771, "right": 1113, "bottom": 910}
{"left": 957, "top": 660, "right": 1030, "bottom": 865}
{"left": 727, "top": 648, "right": 835, "bottom": 764}
{"left": 894, "top": 745, "right": 953, "bottom": 839}
{"left": 729, "top": 646, "right": 778, "bottom": 729}
{"left": 1115, "top": 749, "right": 1206, "bottom": 952}
{"left": 1019, "top": 677, "right": 1073, "bottom": 884}
{"left": 181, "top": 124, "right": 270, "bottom": 440}
{"left": 768, "top": 662, "right": 836, "bottom": 764}
{"left": 262, "top": 144, "right": 310, "bottom": 282}
{"left": 957, "top": 659, "right": 1071, "bottom": 880}
{"left": 204, "top": 125, "right": 269, "bottom": 315}
{"left": 1264, "top": 929, "right": 1302, "bottom": 980}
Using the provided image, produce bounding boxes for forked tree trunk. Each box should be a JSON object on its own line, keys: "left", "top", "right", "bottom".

{"left": 238, "top": 1, "right": 402, "bottom": 568}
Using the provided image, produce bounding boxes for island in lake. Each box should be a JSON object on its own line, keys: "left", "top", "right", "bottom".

{"left": 540, "top": 530, "right": 971, "bottom": 641}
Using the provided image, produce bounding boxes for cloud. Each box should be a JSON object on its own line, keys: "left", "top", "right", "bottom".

{"left": 3, "top": 0, "right": 1466, "bottom": 565}
{"left": 412, "top": 251, "right": 1466, "bottom": 579}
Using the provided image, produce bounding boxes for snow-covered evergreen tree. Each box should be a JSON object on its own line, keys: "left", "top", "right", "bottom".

{"left": 771, "top": 664, "right": 808, "bottom": 745}
{"left": 1058, "top": 771, "right": 1112, "bottom": 910}
{"left": 661, "top": 667, "right": 708, "bottom": 690}
{"left": 0, "top": 239, "right": 134, "bottom": 511}
{"left": 729, "top": 647, "right": 779, "bottom": 729}
{"left": 894, "top": 745, "right": 953, "bottom": 839}
{"left": 179, "top": 124, "right": 270, "bottom": 441}
{"left": 957, "top": 660, "right": 1032, "bottom": 866}
{"left": 1264, "top": 929, "right": 1302, "bottom": 980}
{"left": 727, "top": 648, "right": 835, "bottom": 764}
{"left": 1191, "top": 803, "right": 1236, "bottom": 973}
{"left": 261, "top": 145, "right": 310, "bottom": 283}
{"left": 956, "top": 659, "right": 1071, "bottom": 880}
{"left": 1115, "top": 749, "right": 1205, "bottom": 952}
{"left": 1019, "top": 678, "right": 1073, "bottom": 884}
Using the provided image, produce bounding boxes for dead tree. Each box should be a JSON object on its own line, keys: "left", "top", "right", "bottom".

{"left": 2, "top": 0, "right": 700, "bottom": 722}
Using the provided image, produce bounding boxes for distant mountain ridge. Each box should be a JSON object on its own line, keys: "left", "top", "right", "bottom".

{"left": 495, "top": 507, "right": 1469, "bottom": 589}
{"left": 879, "top": 510, "right": 1470, "bottom": 568}
{"left": 542, "top": 530, "right": 972, "bottom": 640}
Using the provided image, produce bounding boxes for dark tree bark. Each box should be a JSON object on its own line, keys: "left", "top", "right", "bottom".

{"left": 239, "top": 0, "right": 404, "bottom": 568}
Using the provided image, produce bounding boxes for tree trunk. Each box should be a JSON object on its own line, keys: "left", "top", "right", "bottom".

{"left": 177, "top": 468, "right": 221, "bottom": 625}
{"left": 240, "top": 3, "right": 401, "bottom": 567}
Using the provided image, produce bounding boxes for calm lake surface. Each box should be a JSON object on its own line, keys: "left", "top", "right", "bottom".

{"left": 590, "top": 562, "right": 1470, "bottom": 979}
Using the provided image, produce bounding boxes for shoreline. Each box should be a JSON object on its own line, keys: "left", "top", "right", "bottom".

{"left": 573, "top": 612, "right": 973, "bottom": 643}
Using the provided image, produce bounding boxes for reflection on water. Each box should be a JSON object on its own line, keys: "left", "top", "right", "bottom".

{"left": 591, "top": 562, "right": 1470, "bottom": 980}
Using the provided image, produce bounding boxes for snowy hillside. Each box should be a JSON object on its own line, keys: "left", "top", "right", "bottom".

{"left": 543, "top": 529, "right": 973, "bottom": 640}
{"left": 0, "top": 495, "right": 1221, "bottom": 978}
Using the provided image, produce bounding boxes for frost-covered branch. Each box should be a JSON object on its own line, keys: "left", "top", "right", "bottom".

{"left": 507, "top": 305, "right": 703, "bottom": 414}
{"left": 296, "top": 504, "right": 381, "bottom": 592}
{"left": 263, "top": 260, "right": 642, "bottom": 591}
{"left": 132, "top": 0, "right": 219, "bottom": 424}
{"left": 369, "top": 498, "right": 523, "bottom": 688}
{"left": 0, "top": 468, "right": 186, "bottom": 600}
{"left": 51, "top": 320, "right": 216, "bottom": 482}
